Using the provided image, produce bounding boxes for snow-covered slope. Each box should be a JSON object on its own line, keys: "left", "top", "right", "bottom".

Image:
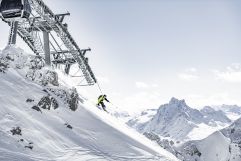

{"left": 127, "top": 109, "right": 157, "bottom": 132}
{"left": 178, "top": 118, "right": 241, "bottom": 161}
{"left": 178, "top": 131, "right": 231, "bottom": 161}
{"left": 0, "top": 47, "right": 179, "bottom": 161}
{"left": 128, "top": 98, "right": 232, "bottom": 142}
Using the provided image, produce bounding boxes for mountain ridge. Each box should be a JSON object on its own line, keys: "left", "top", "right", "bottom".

{"left": 128, "top": 97, "right": 235, "bottom": 141}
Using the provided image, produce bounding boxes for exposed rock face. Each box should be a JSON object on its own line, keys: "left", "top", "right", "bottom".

{"left": 26, "top": 69, "right": 59, "bottom": 86}
{"left": 65, "top": 123, "right": 73, "bottom": 129}
{"left": 0, "top": 57, "right": 9, "bottom": 73}
{"left": 29, "top": 55, "right": 45, "bottom": 70}
{"left": 51, "top": 97, "right": 59, "bottom": 109}
{"left": 29, "top": 83, "right": 79, "bottom": 112}
{"left": 38, "top": 96, "right": 52, "bottom": 110}
{"left": 26, "top": 99, "right": 34, "bottom": 103}
{"left": 32, "top": 106, "right": 42, "bottom": 113}
{"left": 68, "top": 88, "right": 79, "bottom": 111}
{"left": 45, "top": 71, "right": 59, "bottom": 86}
{"left": 10, "top": 127, "right": 22, "bottom": 136}
{"left": 47, "top": 88, "right": 79, "bottom": 111}
{"left": 144, "top": 132, "right": 177, "bottom": 155}
{"left": 178, "top": 142, "right": 202, "bottom": 160}
{"left": 24, "top": 145, "right": 33, "bottom": 150}
{"left": 34, "top": 95, "right": 59, "bottom": 111}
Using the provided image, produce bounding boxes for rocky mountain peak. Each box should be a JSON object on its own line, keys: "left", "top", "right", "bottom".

{"left": 169, "top": 97, "right": 187, "bottom": 107}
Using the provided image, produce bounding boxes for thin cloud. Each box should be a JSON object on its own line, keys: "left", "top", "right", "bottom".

{"left": 187, "top": 67, "right": 197, "bottom": 72}
{"left": 135, "top": 82, "right": 149, "bottom": 89}
{"left": 185, "top": 93, "right": 240, "bottom": 108}
{"left": 151, "top": 84, "right": 159, "bottom": 88}
{"left": 178, "top": 67, "right": 199, "bottom": 81}
{"left": 213, "top": 63, "right": 241, "bottom": 82}
{"left": 135, "top": 82, "right": 159, "bottom": 89}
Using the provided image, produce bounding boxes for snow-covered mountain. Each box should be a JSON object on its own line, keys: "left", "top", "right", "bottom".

{"left": 213, "top": 105, "right": 241, "bottom": 121}
{"left": 177, "top": 117, "right": 241, "bottom": 161}
{"left": 143, "top": 98, "right": 203, "bottom": 140}
{"left": 218, "top": 105, "right": 241, "bottom": 115}
{"left": 200, "top": 106, "right": 231, "bottom": 126}
{"left": 128, "top": 98, "right": 233, "bottom": 142}
{"left": 0, "top": 47, "right": 178, "bottom": 161}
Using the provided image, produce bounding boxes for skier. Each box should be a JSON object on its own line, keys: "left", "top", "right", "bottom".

{"left": 97, "top": 94, "right": 110, "bottom": 112}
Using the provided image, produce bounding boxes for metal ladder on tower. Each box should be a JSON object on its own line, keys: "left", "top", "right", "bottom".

{"left": 30, "top": 0, "right": 97, "bottom": 85}
{"left": 18, "top": 26, "right": 41, "bottom": 54}
{"left": 8, "top": 21, "right": 18, "bottom": 45}
{"left": 30, "top": 31, "right": 43, "bottom": 54}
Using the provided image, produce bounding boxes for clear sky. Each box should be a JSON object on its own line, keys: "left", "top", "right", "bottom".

{"left": 1, "top": 0, "right": 241, "bottom": 113}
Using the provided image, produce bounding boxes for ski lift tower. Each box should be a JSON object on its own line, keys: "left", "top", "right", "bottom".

{"left": 0, "top": 0, "right": 97, "bottom": 86}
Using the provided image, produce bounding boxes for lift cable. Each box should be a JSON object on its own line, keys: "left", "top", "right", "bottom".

{"left": 96, "top": 81, "right": 103, "bottom": 95}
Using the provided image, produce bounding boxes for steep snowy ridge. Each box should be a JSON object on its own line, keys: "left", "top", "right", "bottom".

{"left": 178, "top": 118, "right": 241, "bottom": 161}
{"left": 0, "top": 47, "right": 178, "bottom": 161}
{"left": 196, "top": 131, "right": 231, "bottom": 161}
{"left": 178, "top": 131, "right": 231, "bottom": 161}
{"left": 221, "top": 117, "right": 241, "bottom": 144}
